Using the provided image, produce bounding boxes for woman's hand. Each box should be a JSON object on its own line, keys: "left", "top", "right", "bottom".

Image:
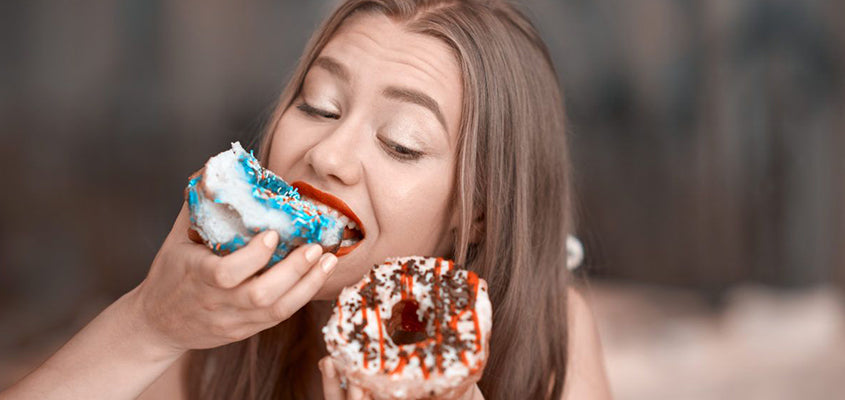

{"left": 318, "top": 357, "right": 484, "bottom": 400}
{"left": 130, "top": 202, "right": 338, "bottom": 354}
{"left": 0, "top": 201, "right": 337, "bottom": 400}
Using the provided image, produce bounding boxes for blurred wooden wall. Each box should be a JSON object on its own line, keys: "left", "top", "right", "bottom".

{"left": 1, "top": 0, "right": 843, "bottom": 329}
{"left": 537, "top": 0, "right": 845, "bottom": 292}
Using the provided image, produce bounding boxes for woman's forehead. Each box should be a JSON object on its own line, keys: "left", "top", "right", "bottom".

{"left": 315, "top": 12, "right": 463, "bottom": 143}
{"left": 334, "top": 15, "right": 455, "bottom": 72}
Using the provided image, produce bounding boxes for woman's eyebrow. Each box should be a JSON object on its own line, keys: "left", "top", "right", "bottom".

{"left": 381, "top": 86, "right": 447, "bottom": 134}
{"left": 313, "top": 55, "right": 448, "bottom": 135}
{"left": 313, "top": 56, "right": 351, "bottom": 82}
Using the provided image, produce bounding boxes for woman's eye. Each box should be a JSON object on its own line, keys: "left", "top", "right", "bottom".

{"left": 296, "top": 102, "right": 340, "bottom": 120}
{"left": 379, "top": 137, "right": 423, "bottom": 162}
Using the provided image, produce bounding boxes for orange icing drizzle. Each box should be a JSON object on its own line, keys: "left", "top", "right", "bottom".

{"left": 351, "top": 258, "right": 483, "bottom": 378}
{"left": 433, "top": 258, "right": 444, "bottom": 372}
{"left": 390, "top": 348, "right": 430, "bottom": 379}
{"left": 375, "top": 305, "right": 386, "bottom": 371}
{"left": 361, "top": 298, "right": 369, "bottom": 369}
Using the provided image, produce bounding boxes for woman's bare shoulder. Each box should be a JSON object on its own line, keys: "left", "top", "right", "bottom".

{"left": 562, "top": 286, "right": 613, "bottom": 400}
{"left": 137, "top": 353, "right": 189, "bottom": 400}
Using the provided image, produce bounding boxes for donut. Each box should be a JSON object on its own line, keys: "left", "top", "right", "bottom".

{"left": 323, "top": 256, "right": 493, "bottom": 399}
{"left": 185, "top": 142, "right": 364, "bottom": 265}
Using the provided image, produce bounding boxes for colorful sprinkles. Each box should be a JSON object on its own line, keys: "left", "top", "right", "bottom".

{"left": 323, "top": 256, "right": 492, "bottom": 398}
{"left": 186, "top": 143, "right": 343, "bottom": 265}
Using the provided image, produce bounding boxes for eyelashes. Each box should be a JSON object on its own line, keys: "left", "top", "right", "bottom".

{"left": 296, "top": 102, "right": 340, "bottom": 120}
{"left": 295, "top": 101, "right": 425, "bottom": 162}
{"left": 378, "top": 137, "right": 423, "bottom": 162}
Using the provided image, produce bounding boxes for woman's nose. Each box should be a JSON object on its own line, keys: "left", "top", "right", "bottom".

{"left": 304, "top": 123, "right": 364, "bottom": 186}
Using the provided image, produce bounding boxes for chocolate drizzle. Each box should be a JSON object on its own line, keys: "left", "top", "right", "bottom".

{"left": 333, "top": 257, "right": 485, "bottom": 379}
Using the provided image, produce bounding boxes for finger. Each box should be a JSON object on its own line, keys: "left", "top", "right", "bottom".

{"left": 170, "top": 229, "right": 218, "bottom": 271}
{"left": 319, "top": 357, "right": 345, "bottom": 400}
{"left": 236, "top": 243, "right": 323, "bottom": 308}
{"left": 473, "top": 385, "right": 485, "bottom": 400}
{"left": 461, "top": 384, "right": 484, "bottom": 400}
{"left": 348, "top": 384, "right": 367, "bottom": 400}
{"left": 263, "top": 252, "right": 337, "bottom": 321}
{"left": 200, "top": 230, "right": 280, "bottom": 289}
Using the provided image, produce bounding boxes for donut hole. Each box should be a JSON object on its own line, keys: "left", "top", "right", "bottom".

{"left": 387, "top": 300, "right": 429, "bottom": 345}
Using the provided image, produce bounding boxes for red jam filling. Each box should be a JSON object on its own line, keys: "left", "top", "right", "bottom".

{"left": 388, "top": 300, "right": 428, "bottom": 345}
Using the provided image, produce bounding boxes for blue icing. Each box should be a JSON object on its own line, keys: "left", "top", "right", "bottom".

{"left": 237, "top": 152, "right": 299, "bottom": 202}
{"left": 234, "top": 151, "right": 341, "bottom": 246}
{"left": 187, "top": 175, "right": 202, "bottom": 224}
{"left": 215, "top": 235, "right": 247, "bottom": 255}
{"left": 185, "top": 145, "right": 343, "bottom": 267}
{"left": 268, "top": 242, "right": 291, "bottom": 266}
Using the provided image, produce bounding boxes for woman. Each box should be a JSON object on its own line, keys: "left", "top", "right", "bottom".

{"left": 2, "top": 0, "right": 610, "bottom": 399}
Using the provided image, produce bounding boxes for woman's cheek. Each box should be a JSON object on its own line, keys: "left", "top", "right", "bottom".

{"left": 274, "top": 122, "right": 313, "bottom": 162}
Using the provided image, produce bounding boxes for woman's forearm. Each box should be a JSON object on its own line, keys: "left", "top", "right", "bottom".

{"left": 2, "top": 204, "right": 330, "bottom": 399}
{"left": 1, "top": 287, "right": 184, "bottom": 400}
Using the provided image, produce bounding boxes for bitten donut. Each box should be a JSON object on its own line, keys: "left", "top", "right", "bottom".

{"left": 323, "top": 256, "right": 493, "bottom": 399}
{"left": 185, "top": 142, "right": 364, "bottom": 265}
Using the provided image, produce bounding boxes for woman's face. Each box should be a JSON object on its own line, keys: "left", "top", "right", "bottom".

{"left": 267, "top": 12, "right": 463, "bottom": 299}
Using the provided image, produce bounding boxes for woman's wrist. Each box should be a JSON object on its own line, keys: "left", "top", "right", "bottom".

{"left": 113, "top": 284, "right": 187, "bottom": 363}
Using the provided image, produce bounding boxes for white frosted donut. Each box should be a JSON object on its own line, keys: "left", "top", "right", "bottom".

{"left": 323, "top": 256, "right": 493, "bottom": 399}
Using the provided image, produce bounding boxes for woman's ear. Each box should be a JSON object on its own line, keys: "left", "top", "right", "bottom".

{"left": 447, "top": 206, "right": 484, "bottom": 244}
{"left": 435, "top": 207, "right": 484, "bottom": 258}
{"left": 468, "top": 210, "right": 484, "bottom": 244}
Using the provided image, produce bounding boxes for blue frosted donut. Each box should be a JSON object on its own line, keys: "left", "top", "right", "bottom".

{"left": 185, "top": 142, "right": 346, "bottom": 265}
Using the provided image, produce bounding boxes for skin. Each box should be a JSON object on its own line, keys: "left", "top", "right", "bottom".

{"left": 272, "top": 13, "right": 470, "bottom": 397}
{"left": 0, "top": 12, "right": 611, "bottom": 400}
{"left": 267, "top": 11, "right": 463, "bottom": 301}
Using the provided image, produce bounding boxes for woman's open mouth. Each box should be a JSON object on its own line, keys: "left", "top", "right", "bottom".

{"left": 291, "top": 181, "right": 365, "bottom": 257}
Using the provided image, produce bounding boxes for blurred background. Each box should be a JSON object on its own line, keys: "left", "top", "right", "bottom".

{"left": 1, "top": 0, "right": 843, "bottom": 398}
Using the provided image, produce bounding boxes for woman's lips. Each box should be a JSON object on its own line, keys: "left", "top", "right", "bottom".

{"left": 290, "top": 180, "right": 365, "bottom": 257}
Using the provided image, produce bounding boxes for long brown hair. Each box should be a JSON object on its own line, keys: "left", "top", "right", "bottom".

{"left": 187, "top": 1, "right": 574, "bottom": 398}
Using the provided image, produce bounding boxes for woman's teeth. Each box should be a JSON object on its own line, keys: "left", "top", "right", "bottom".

{"left": 303, "top": 196, "right": 362, "bottom": 235}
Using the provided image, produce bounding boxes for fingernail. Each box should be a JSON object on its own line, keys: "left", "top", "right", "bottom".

{"left": 262, "top": 230, "right": 278, "bottom": 248}
{"left": 305, "top": 244, "right": 322, "bottom": 263}
{"left": 320, "top": 253, "right": 337, "bottom": 274}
